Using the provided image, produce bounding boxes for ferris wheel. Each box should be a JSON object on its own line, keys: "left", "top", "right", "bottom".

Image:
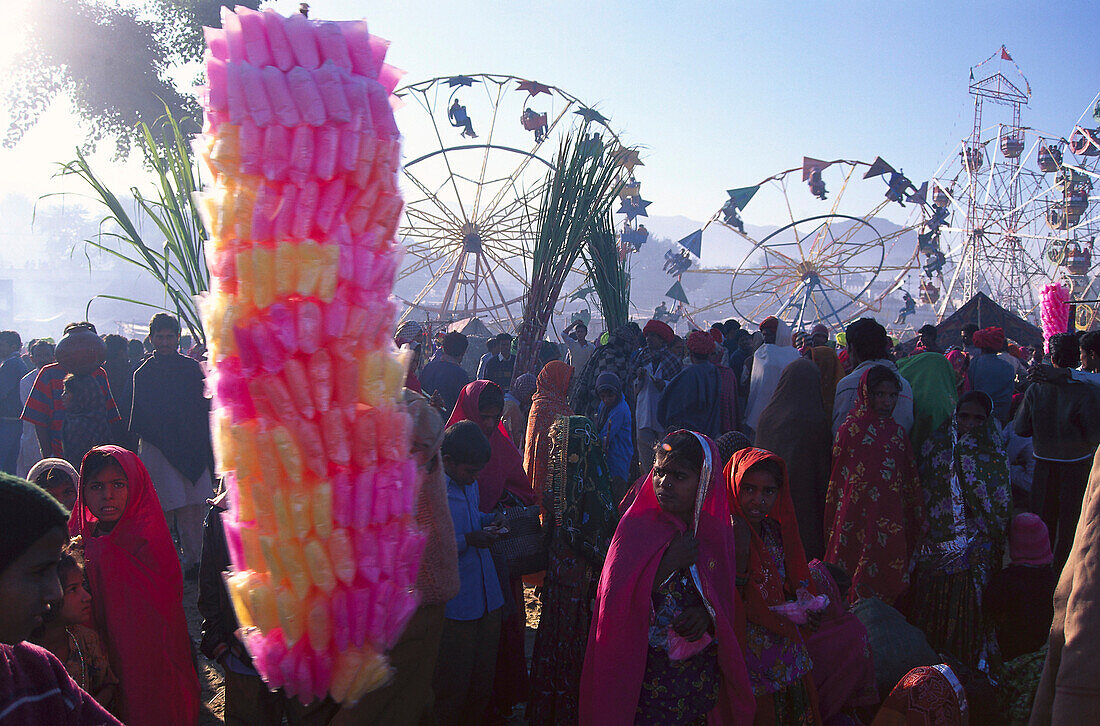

{"left": 910, "top": 50, "right": 1100, "bottom": 326}
{"left": 391, "top": 74, "right": 631, "bottom": 330}
{"left": 679, "top": 157, "right": 920, "bottom": 331}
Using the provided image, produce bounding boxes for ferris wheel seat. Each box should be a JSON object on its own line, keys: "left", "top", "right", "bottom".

{"left": 1000, "top": 136, "right": 1024, "bottom": 158}
{"left": 963, "top": 146, "right": 984, "bottom": 172}
{"left": 1069, "top": 127, "right": 1100, "bottom": 156}
{"left": 1038, "top": 145, "right": 1063, "bottom": 172}
{"left": 521, "top": 112, "right": 547, "bottom": 130}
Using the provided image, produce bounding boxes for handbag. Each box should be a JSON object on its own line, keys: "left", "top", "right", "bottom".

{"left": 490, "top": 491, "right": 547, "bottom": 577}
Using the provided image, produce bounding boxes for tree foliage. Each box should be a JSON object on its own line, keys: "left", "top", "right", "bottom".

{"left": 4, "top": 0, "right": 259, "bottom": 155}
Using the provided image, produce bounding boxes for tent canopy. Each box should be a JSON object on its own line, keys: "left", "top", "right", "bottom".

{"left": 899, "top": 292, "right": 1044, "bottom": 352}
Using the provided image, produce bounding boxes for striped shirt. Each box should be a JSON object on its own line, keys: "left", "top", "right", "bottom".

{"left": 19, "top": 364, "right": 121, "bottom": 457}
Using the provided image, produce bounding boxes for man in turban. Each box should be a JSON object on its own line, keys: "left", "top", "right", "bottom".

{"left": 969, "top": 326, "right": 1015, "bottom": 424}
{"left": 744, "top": 316, "right": 803, "bottom": 436}
{"left": 657, "top": 330, "right": 722, "bottom": 438}
{"left": 632, "top": 320, "right": 683, "bottom": 471}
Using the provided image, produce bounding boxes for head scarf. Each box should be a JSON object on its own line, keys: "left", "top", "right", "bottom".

{"left": 547, "top": 416, "right": 618, "bottom": 566}
{"left": 448, "top": 381, "right": 534, "bottom": 511}
{"left": 686, "top": 329, "right": 717, "bottom": 356}
{"left": 811, "top": 346, "right": 846, "bottom": 421}
{"left": 716, "top": 431, "right": 751, "bottom": 466}
{"left": 570, "top": 323, "right": 641, "bottom": 420}
{"left": 510, "top": 372, "right": 537, "bottom": 401}
{"left": 595, "top": 371, "right": 621, "bottom": 395}
{"left": 972, "top": 327, "right": 1005, "bottom": 352}
{"left": 873, "top": 664, "right": 968, "bottom": 726}
{"left": 394, "top": 320, "right": 423, "bottom": 347}
{"left": 725, "top": 448, "right": 815, "bottom": 641}
{"left": 71, "top": 446, "right": 199, "bottom": 724}
{"left": 523, "top": 362, "right": 575, "bottom": 502}
{"left": 26, "top": 458, "right": 80, "bottom": 492}
{"left": 0, "top": 472, "right": 69, "bottom": 575}
{"left": 760, "top": 317, "right": 779, "bottom": 333}
{"left": 918, "top": 391, "right": 1011, "bottom": 550}
{"left": 752, "top": 360, "right": 832, "bottom": 561}
{"left": 824, "top": 370, "right": 925, "bottom": 604}
{"left": 403, "top": 390, "right": 460, "bottom": 604}
{"left": 580, "top": 431, "right": 755, "bottom": 725}
{"left": 642, "top": 319, "right": 675, "bottom": 344}
{"left": 897, "top": 351, "right": 960, "bottom": 454}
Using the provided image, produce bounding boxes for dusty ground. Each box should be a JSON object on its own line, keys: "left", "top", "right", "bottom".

{"left": 184, "top": 581, "right": 544, "bottom": 725}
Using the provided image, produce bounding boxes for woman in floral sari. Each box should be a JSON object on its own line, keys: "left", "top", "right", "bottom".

{"left": 824, "top": 366, "right": 925, "bottom": 605}
{"left": 527, "top": 416, "right": 618, "bottom": 725}
{"left": 905, "top": 391, "right": 1011, "bottom": 669}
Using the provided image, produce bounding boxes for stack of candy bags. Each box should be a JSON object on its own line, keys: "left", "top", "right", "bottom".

{"left": 196, "top": 6, "right": 421, "bottom": 705}
{"left": 1039, "top": 281, "right": 1070, "bottom": 351}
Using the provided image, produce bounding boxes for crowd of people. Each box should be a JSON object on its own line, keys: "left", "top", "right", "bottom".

{"left": 1, "top": 310, "right": 1099, "bottom": 725}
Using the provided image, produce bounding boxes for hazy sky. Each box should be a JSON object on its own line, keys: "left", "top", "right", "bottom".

{"left": 2, "top": 1, "right": 1098, "bottom": 230}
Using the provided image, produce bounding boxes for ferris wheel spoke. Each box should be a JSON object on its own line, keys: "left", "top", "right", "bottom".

{"left": 403, "top": 167, "right": 464, "bottom": 228}
{"left": 479, "top": 243, "right": 531, "bottom": 287}
{"left": 470, "top": 81, "right": 508, "bottom": 219}
{"left": 412, "top": 89, "right": 471, "bottom": 222}
{"left": 474, "top": 101, "right": 580, "bottom": 224}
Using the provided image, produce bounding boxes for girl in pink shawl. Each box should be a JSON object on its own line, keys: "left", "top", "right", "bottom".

{"left": 445, "top": 380, "right": 535, "bottom": 718}
{"left": 580, "top": 430, "right": 755, "bottom": 725}
{"left": 70, "top": 445, "right": 199, "bottom": 726}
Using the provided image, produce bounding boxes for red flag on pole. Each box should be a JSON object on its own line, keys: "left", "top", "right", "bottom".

{"left": 1001, "top": 47, "right": 1013, "bottom": 61}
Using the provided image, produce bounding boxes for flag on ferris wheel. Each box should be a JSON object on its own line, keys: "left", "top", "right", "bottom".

{"left": 665, "top": 280, "right": 691, "bottom": 305}
{"left": 1001, "top": 46, "right": 1013, "bottom": 61}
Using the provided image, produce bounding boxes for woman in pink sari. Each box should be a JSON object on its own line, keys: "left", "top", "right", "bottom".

{"left": 446, "top": 380, "right": 535, "bottom": 719}
{"left": 70, "top": 445, "right": 199, "bottom": 726}
{"left": 580, "top": 430, "right": 755, "bottom": 725}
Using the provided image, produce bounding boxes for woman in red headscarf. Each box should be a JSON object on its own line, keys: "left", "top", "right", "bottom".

{"left": 824, "top": 366, "right": 925, "bottom": 605}
{"left": 523, "top": 361, "right": 574, "bottom": 503}
{"left": 726, "top": 447, "right": 821, "bottom": 724}
{"left": 727, "top": 448, "right": 878, "bottom": 724}
{"left": 580, "top": 430, "right": 755, "bottom": 725}
{"left": 70, "top": 445, "right": 199, "bottom": 726}
{"left": 446, "top": 380, "right": 535, "bottom": 719}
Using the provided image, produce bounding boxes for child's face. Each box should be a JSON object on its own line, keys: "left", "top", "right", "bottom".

{"left": 0, "top": 527, "right": 66, "bottom": 644}
{"left": 84, "top": 461, "right": 129, "bottom": 532}
{"left": 44, "top": 475, "right": 77, "bottom": 513}
{"left": 58, "top": 568, "right": 91, "bottom": 626}
{"left": 739, "top": 469, "right": 780, "bottom": 525}
{"left": 598, "top": 389, "right": 619, "bottom": 408}
{"left": 652, "top": 453, "right": 700, "bottom": 522}
{"left": 443, "top": 455, "right": 486, "bottom": 487}
{"left": 956, "top": 401, "right": 988, "bottom": 437}
{"left": 870, "top": 381, "right": 900, "bottom": 419}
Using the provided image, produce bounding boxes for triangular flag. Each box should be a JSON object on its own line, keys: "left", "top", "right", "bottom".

{"left": 802, "top": 157, "right": 828, "bottom": 182}
{"left": 676, "top": 229, "right": 703, "bottom": 258}
{"left": 726, "top": 185, "right": 760, "bottom": 211}
{"left": 863, "top": 156, "right": 894, "bottom": 179}
{"left": 908, "top": 181, "right": 928, "bottom": 206}
{"left": 969, "top": 69, "right": 974, "bottom": 81}
{"left": 1001, "top": 46, "right": 1013, "bottom": 61}
{"left": 665, "top": 280, "right": 690, "bottom": 305}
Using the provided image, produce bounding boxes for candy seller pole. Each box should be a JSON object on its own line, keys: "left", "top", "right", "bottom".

{"left": 196, "top": 7, "right": 421, "bottom": 705}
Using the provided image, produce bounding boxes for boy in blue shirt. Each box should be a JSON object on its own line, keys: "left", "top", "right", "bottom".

{"left": 433, "top": 421, "right": 505, "bottom": 726}
{"left": 595, "top": 372, "right": 633, "bottom": 499}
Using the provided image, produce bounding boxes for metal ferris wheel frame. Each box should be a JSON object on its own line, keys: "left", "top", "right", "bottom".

{"left": 684, "top": 159, "right": 919, "bottom": 330}
{"left": 393, "top": 73, "right": 623, "bottom": 330}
